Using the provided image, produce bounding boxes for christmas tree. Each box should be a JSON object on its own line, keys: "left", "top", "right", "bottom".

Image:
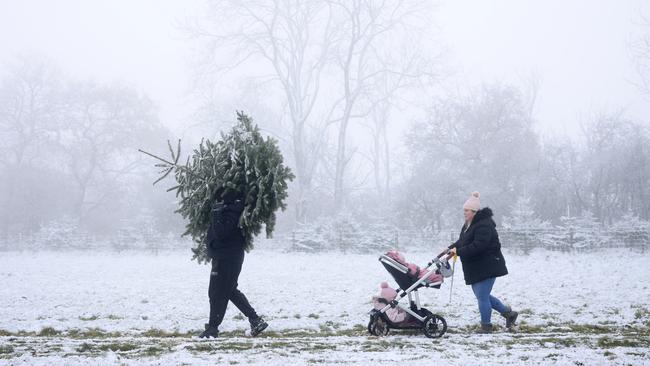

{"left": 140, "top": 111, "right": 294, "bottom": 263}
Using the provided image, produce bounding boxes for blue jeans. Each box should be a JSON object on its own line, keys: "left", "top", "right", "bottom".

{"left": 471, "top": 277, "right": 508, "bottom": 325}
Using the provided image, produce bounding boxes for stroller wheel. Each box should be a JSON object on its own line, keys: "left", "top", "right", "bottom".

{"left": 368, "top": 314, "right": 389, "bottom": 336}
{"left": 423, "top": 314, "right": 447, "bottom": 338}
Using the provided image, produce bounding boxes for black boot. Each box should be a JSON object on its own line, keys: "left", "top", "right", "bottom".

{"left": 249, "top": 317, "right": 268, "bottom": 337}
{"left": 476, "top": 323, "right": 493, "bottom": 334}
{"left": 501, "top": 307, "right": 519, "bottom": 329}
{"left": 199, "top": 323, "right": 219, "bottom": 338}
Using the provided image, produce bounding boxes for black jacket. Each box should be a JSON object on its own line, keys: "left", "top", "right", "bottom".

{"left": 206, "top": 198, "right": 246, "bottom": 259}
{"left": 449, "top": 207, "right": 508, "bottom": 285}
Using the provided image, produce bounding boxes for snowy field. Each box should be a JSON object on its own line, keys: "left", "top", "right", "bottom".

{"left": 1, "top": 248, "right": 649, "bottom": 365}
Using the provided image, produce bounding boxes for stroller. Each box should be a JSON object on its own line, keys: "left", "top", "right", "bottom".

{"left": 368, "top": 249, "right": 454, "bottom": 338}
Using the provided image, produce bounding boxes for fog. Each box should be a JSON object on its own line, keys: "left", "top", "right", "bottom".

{"left": 1, "top": 0, "right": 649, "bottom": 250}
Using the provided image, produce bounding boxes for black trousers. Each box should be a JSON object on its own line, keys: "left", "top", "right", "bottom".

{"left": 208, "top": 252, "right": 258, "bottom": 327}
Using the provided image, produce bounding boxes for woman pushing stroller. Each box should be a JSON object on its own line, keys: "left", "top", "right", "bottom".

{"left": 447, "top": 191, "right": 518, "bottom": 333}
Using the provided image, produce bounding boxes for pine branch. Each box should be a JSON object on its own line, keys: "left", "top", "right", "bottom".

{"left": 138, "top": 148, "right": 175, "bottom": 166}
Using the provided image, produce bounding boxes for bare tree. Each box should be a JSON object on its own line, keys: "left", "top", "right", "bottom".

{"left": 57, "top": 82, "right": 161, "bottom": 222}
{"left": 364, "top": 46, "right": 438, "bottom": 203}
{"left": 580, "top": 110, "right": 650, "bottom": 223}
{"left": 401, "top": 83, "right": 541, "bottom": 229}
{"left": 0, "top": 56, "right": 60, "bottom": 168}
{"left": 190, "top": 0, "right": 336, "bottom": 221}
{"left": 326, "top": 0, "right": 432, "bottom": 208}
{"left": 0, "top": 56, "right": 61, "bottom": 234}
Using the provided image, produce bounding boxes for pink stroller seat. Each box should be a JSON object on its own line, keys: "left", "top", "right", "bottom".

{"left": 384, "top": 250, "right": 444, "bottom": 285}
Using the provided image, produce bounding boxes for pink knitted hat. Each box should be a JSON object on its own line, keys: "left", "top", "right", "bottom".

{"left": 463, "top": 191, "right": 481, "bottom": 211}
{"left": 379, "top": 282, "right": 397, "bottom": 301}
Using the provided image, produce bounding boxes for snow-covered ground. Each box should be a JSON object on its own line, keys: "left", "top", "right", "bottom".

{"left": 1, "top": 248, "right": 649, "bottom": 365}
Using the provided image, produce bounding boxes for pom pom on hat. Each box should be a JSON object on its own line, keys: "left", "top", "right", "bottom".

{"left": 463, "top": 191, "right": 481, "bottom": 211}
{"left": 379, "top": 282, "right": 397, "bottom": 301}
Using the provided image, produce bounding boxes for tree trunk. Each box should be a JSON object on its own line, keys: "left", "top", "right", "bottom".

{"left": 334, "top": 105, "right": 353, "bottom": 208}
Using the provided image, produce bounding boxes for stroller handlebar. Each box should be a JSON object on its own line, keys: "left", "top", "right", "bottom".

{"left": 425, "top": 250, "right": 452, "bottom": 267}
{"left": 435, "top": 248, "right": 454, "bottom": 261}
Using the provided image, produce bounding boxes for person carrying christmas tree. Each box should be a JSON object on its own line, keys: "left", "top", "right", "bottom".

{"left": 447, "top": 191, "right": 518, "bottom": 334}
{"left": 199, "top": 186, "right": 268, "bottom": 338}
{"left": 140, "top": 112, "right": 293, "bottom": 339}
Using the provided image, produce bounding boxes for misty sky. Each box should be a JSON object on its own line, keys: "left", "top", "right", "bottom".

{"left": 1, "top": 0, "right": 648, "bottom": 140}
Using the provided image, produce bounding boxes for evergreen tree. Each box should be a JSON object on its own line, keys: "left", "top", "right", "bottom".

{"left": 555, "top": 210, "right": 602, "bottom": 250}
{"left": 501, "top": 195, "right": 552, "bottom": 252}
{"left": 609, "top": 211, "right": 650, "bottom": 250}
{"left": 140, "top": 112, "right": 294, "bottom": 263}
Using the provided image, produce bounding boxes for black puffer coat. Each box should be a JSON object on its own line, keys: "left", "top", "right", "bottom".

{"left": 206, "top": 196, "right": 246, "bottom": 259}
{"left": 449, "top": 207, "right": 508, "bottom": 285}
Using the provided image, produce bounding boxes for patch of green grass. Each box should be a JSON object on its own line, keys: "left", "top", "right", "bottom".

{"left": 76, "top": 343, "right": 95, "bottom": 353}
{"left": 515, "top": 322, "right": 615, "bottom": 335}
{"left": 66, "top": 328, "right": 122, "bottom": 339}
{"left": 79, "top": 315, "right": 99, "bottom": 321}
{"left": 513, "top": 324, "right": 547, "bottom": 334}
{"left": 539, "top": 337, "right": 576, "bottom": 347}
{"left": 568, "top": 324, "right": 610, "bottom": 334}
{"left": 106, "top": 314, "right": 123, "bottom": 320}
{"left": 597, "top": 337, "right": 646, "bottom": 348}
{"left": 539, "top": 313, "right": 554, "bottom": 321}
{"left": 518, "top": 308, "right": 534, "bottom": 315}
{"left": 142, "top": 329, "right": 191, "bottom": 338}
{"left": 38, "top": 327, "right": 61, "bottom": 336}
{"left": 607, "top": 308, "right": 621, "bottom": 315}
{"left": 99, "top": 342, "right": 138, "bottom": 352}
{"left": 625, "top": 351, "right": 647, "bottom": 357}
{"left": 308, "top": 313, "right": 320, "bottom": 319}
{"left": 185, "top": 342, "right": 257, "bottom": 352}
{"left": 310, "top": 343, "right": 337, "bottom": 351}
{"left": 318, "top": 324, "right": 331, "bottom": 333}
{"left": 77, "top": 328, "right": 106, "bottom": 338}
{"left": 351, "top": 324, "right": 366, "bottom": 333}
{"left": 256, "top": 330, "right": 309, "bottom": 338}
{"left": 0, "top": 329, "right": 11, "bottom": 337}
{"left": 142, "top": 345, "right": 168, "bottom": 357}
{"left": 48, "top": 345, "right": 63, "bottom": 353}
{"left": 634, "top": 307, "right": 650, "bottom": 320}
{"left": 306, "top": 358, "right": 327, "bottom": 364}
{"left": 597, "top": 320, "right": 616, "bottom": 325}
{"left": 0, "top": 345, "right": 14, "bottom": 354}
{"left": 322, "top": 320, "right": 341, "bottom": 330}
{"left": 185, "top": 344, "right": 216, "bottom": 352}
{"left": 543, "top": 353, "right": 561, "bottom": 360}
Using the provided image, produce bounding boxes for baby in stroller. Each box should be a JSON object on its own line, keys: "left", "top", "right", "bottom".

{"left": 368, "top": 250, "right": 454, "bottom": 338}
